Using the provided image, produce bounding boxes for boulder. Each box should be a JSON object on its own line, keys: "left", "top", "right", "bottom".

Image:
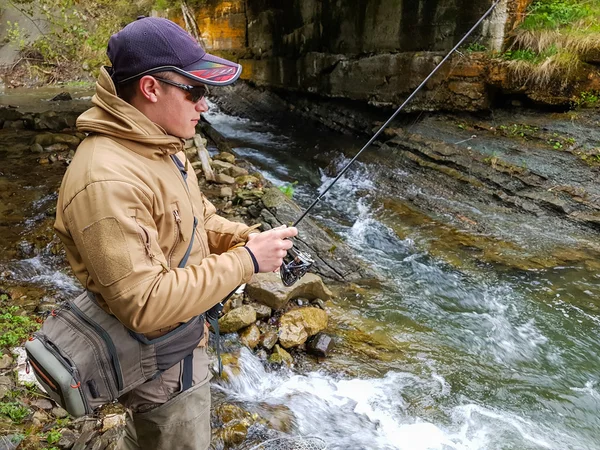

{"left": 214, "top": 173, "right": 235, "bottom": 185}
{"left": 246, "top": 272, "right": 332, "bottom": 310}
{"left": 0, "top": 353, "right": 13, "bottom": 370}
{"left": 249, "top": 301, "right": 271, "bottom": 319}
{"left": 278, "top": 307, "right": 328, "bottom": 348}
{"left": 259, "top": 327, "right": 278, "bottom": 350}
{"left": 228, "top": 165, "right": 249, "bottom": 178}
{"left": 219, "top": 305, "right": 257, "bottom": 333}
{"left": 211, "top": 159, "right": 234, "bottom": 172}
{"left": 239, "top": 324, "right": 260, "bottom": 349}
{"left": 306, "top": 333, "right": 334, "bottom": 357}
{"left": 50, "top": 92, "right": 73, "bottom": 101}
{"left": 215, "top": 152, "right": 236, "bottom": 164}
{"left": 269, "top": 345, "right": 293, "bottom": 366}
{"left": 33, "top": 133, "right": 80, "bottom": 147}
{"left": 219, "top": 186, "right": 233, "bottom": 198}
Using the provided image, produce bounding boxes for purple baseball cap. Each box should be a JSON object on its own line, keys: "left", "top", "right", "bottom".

{"left": 107, "top": 16, "right": 242, "bottom": 86}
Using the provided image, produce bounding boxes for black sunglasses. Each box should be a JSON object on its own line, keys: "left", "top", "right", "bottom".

{"left": 153, "top": 77, "right": 209, "bottom": 103}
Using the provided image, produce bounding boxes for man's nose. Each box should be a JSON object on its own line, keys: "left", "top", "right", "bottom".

{"left": 196, "top": 97, "right": 208, "bottom": 112}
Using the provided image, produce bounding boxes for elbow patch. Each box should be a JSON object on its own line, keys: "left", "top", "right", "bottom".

{"left": 83, "top": 217, "right": 133, "bottom": 286}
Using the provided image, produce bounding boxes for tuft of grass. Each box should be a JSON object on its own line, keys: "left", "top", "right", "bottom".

{"left": 0, "top": 402, "right": 30, "bottom": 423}
{"left": 503, "top": 0, "right": 600, "bottom": 89}
{"left": 0, "top": 298, "right": 41, "bottom": 350}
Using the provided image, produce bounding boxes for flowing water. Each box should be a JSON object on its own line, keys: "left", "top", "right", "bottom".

{"left": 1, "top": 89, "right": 599, "bottom": 449}
{"left": 204, "top": 103, "right": 600, "bottom": 450}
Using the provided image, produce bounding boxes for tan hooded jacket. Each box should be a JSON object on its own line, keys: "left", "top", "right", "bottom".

{"left": 55, "top": 67, "right": 256, "bottom": 335}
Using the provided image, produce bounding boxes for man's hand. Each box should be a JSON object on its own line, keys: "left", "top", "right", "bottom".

{"left": 245, "top": 225, "right": 298, "bottom": 272}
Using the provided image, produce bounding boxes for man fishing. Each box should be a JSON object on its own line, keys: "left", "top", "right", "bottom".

{"left": 54, "top": 16, "right": 297, "bottom": 450}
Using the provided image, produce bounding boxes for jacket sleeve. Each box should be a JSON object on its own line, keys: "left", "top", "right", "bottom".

{"left": 62, "top": 180, "right": 255, "bottom": 333}
{"left": 201, "top": 194, "right": 260, "bottom": 254}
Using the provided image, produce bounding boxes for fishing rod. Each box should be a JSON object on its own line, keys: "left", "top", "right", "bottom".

{"left": 280, "top": 0, "right": 502, "bottom": 286}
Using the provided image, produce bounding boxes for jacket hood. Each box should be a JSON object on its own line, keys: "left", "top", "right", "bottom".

{"left": 76, "top": 66, "right": 183, "bottom": 156}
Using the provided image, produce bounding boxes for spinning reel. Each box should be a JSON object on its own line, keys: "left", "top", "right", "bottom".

{"left": 280, "top": 247, "right": 314, "bottom": 286}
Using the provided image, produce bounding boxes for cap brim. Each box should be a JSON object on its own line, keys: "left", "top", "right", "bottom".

{"left": 175, "top": 53, "right": 242, "bottom": 86}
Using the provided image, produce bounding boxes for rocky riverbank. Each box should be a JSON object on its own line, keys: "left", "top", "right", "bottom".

{"left": 0, "top": 91, "right": 373, "bottom": 449}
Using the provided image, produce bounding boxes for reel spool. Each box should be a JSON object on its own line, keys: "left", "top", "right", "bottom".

{"left": 280, "top": 247, "right": 314, "bottom": 286}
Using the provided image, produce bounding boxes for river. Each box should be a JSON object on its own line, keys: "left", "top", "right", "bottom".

{"left": 204, "top": 102, "right": 600, "bottom": 450}
{"left": 1, "top": 88, "right": 599, "bottom": 450}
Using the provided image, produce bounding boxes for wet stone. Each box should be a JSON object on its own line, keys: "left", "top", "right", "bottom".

{"left": 219, "top": 186, "right": 233, "bottom": 198}
{"left": 58, "top": 428, "right": 78, "bottom": 449}
{"left": 239, "top": 324, "right": 260, "bottom": 349}
{"left": 30, "top": 398, "right": 53, "bottom": 410}
{"left": 52, "top": 406, "right": 69, "bottom": 418}
{"left": 50, "top": 92, "right": 73, "bottom": 101}
{"left": 307, "top": 333, "right": 335, "bottom": 357}
{"left": 214, "top": 173, "right": 235, "bottom": 184}
{"left": 215, "top": 152, "right": 236, "bottom": 164}
{"left": 30, "top": 143, "right": 44, "bottom": 153}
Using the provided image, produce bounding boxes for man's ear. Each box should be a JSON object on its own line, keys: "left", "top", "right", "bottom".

{"left": 138, "top": 76, "right": 161, "bottom": 103}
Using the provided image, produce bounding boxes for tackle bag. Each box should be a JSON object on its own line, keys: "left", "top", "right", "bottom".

{"left": 25, "top": 290, "right": 204, "bottom": 417}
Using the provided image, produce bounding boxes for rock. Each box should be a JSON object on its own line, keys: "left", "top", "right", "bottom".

{"left": 228, "top": 165, "right": 249, "bottom": 177}
{"left": 278, "top": 308, "right": 328, "bottom": 348}
{"left": 219, "top": 306, "right": 257, "bottom": 333}
{"left": 214, "top": 173, "right": 235, "bottom": 185}
{"left": 30, "top": 398, "right": 53, "bottom": 410}
{"left": 32, "top": 410, "right": 50, "bottom": 427}
{"left": 215, "top": 152, "right": 236, "bottom": 164}
{"left": 50, "top": 92, "right": 72, "bottom": 101}
{"left": 235, "top": 175, "right": 261, "bottom": 188}
{"left": 220, "top": 353, "right": 241, "bottom": 381}
{"left": 57, "top": 428, "right": 78, "bottom": 449}
{"left": 249, "top": 301, "right": 271, "bottom": 319}
{"left": 33, "top": 133, "right": 80, "bottom": 147}
{"left": 219, "top": 422, "right": 248, "bottom": 447}
{"left": 45, "top": 143, "right": 69, "bottom": 152}
{"left": 235, "top": 189, "right": 264, "bottom": 203}
{"left": 101, "top": 413, "right": 125, "bottom": 432}
{"left": 239, "top": 324, "right": 260, "bottom": 349}
{"left": 259, "top": 328, "right": 278, "bottom": 350}
{"left": 211, "top": 159, "right": 234, "bottom": 172}
{"left": 214, "top": 403, "right": 247, "bottom": 425}
{"left": 52, "top": 407, "right": 69, "bottom": 419}
{"left": 246, "top": 272, "right": 333, "bottom": 310}
{"left": 30, "top": 143, "right": 44, "bottom": 153}
{"left": 3, "top": 120, "right": 24, "bottom": 129}
{"left": 219, "top": 186, "right": 233, "bottom": 198}
{"left": 269, "top": 345, "right": 293, "bottom": 366}
{"left": 0, "top": 375, "right": 14, "bottom": 398}
{"left": 306, "top": 333, "right": 334, "bottom": 357}
{"left": 184, "top": 138, "right": 195, "bottom": 149}
{"left": 254, "top": 403, "right": 295, "bottom": 433}
{"left": 0, "top": 353, "right": 13, "bottom": 370}
{"left": 72, "top": 429, "right": 98, "bottom": 450}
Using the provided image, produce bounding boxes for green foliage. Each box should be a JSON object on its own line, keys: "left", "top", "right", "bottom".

{"left": 574, "top": 90, "right": 600, "bottom": 107}
{"left": 10, "top": 0, "right": 150, "bottom": 75}
{"left": 465, "top": 42, "right": 487, "bottom": 53}
{"left": 279, "top": 181, "right": 298, "bottom": 199}
{"left": 46, "top": 430, "right": 62, "bottom": 445}
{"left": 0, "top": 402, "right": 30, "bottom": 423}
{"left": 521, "top": 0, "right": 593, "bottom": 31}
{"left": 0, "top": 302, "right": 40, "bottom": 349}
{"left": 503, "top": 46, "right": 558, "bottom": 63}
{"left": 498, "top": 123, "right": 539, "bottom": 138}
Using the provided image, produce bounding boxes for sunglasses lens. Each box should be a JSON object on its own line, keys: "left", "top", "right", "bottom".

{"left": 188, "top": 86, "right": 207, "bottom": 103}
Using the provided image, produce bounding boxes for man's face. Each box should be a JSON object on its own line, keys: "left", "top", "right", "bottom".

{"left": 153, "top": 73, "right": 209, "bottom": 139}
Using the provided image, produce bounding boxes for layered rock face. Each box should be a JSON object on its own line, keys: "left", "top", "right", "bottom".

{"left": 179, "top": 0, "right": 531, "bottom": 110}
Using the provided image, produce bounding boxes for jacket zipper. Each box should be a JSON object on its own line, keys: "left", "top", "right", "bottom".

{"left": 137, "top": 221, "right": 169, "bottom": 272}
{"left": 56, "top": 306, "right": 119, "bottom": 398}
{"left": 68, "top": 302, "right": 124, "bottom": 393}
{"left": 168, "top": 210, "right": 186, "bottom": 268}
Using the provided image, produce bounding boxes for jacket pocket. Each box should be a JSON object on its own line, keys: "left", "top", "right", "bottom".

{"left": 168, "top": 202, "right": 185, "bottom": 268}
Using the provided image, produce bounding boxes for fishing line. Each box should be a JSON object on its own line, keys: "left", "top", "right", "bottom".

{"left": 280, "top": 0, "right": 502, "bottom": 286}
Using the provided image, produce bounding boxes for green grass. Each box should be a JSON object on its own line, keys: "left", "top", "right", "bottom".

{"left": 521, "top": 0, "right": 594, "bottom": 31}
{"left": 0, "top": 402, "right": 30, "bottom": 423}
{"left": 0, "top": 296, "right": 41, "bottom": 350}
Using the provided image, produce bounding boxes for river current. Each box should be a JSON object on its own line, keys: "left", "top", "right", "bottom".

{"left": 1, "top": 88, "right": 599, "bottom": 449}
{"left": 204, "top": 104, "right": 600, "bottom": 450}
